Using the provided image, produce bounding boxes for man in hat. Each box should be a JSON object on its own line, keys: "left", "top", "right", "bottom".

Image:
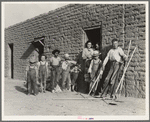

{"left": 50, "top": 49, "right": 61, "bottom": 93}
{"left": 88, "top": 51, "right": 102, "bottom": 96}
{"left": 25, "top": 56, "right": 39, "bottom": 96}
{"left": 100, "top": 38, "right": 127, "bottom": 99}
{"left": 61, "top": 53, "right": 76, "bottom": 91}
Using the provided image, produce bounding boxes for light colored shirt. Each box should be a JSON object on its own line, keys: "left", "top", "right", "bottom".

{"left": 50, "top": 57, "right": 61, "bottom": 66}
{"left": 82, "top": 48, "right": 94, "bottom": 60}
{"left": 102, "top": 47, "right": 127, "bottom": 72}
{"left": 62, "top": 60, "right": 76, "bottom": 70}
{"left": 107, "top": 47, "right": 126, "bottom": 62}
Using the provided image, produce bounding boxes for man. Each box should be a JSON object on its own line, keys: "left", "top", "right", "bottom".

{"left": 100, "top": 38, "right": 127, "bottom": 99}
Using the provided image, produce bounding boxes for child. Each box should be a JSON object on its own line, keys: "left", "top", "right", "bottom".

{"left": 88, "top": 51, "right": 102, "bottom": 96}
{"left": 25, "top": 56, "right": 39, "bottom": 96}
{"left": 50, "top": 49, "right": 61, "bottom": 93}
{"left": 61, "top": 53, "right": 76, "bottom": 91}
{"left": 37, "top": 54, "right": 48, "bottom": 93}
{"left": 70, "top": 64, "right": 81, "bottom": 92}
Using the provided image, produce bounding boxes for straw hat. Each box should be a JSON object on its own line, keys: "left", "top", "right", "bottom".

{"left": 93, "top": 51, "right": 101, "bottom": 57}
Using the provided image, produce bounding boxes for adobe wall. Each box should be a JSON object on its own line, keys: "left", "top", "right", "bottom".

{"left": 5, "top": 4, "right": 145, "bottom": 98}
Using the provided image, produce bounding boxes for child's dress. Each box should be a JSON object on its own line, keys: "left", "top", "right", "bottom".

{"left": 27, "top": 65, "right": 38, "bottom": 95}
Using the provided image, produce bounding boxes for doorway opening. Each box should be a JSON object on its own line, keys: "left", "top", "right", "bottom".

{"left": 83, "top": 26, "right": 102, "bottom": 51}
{"left": 32, "top": 36, "right": 45, "bottom": 61}
{"left": 8, "top": 43, "right": 14, "bottom": 78}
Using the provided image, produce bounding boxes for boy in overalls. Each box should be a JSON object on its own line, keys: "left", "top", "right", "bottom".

{"left": 37, "top": 54, "right": 48, "bottom": 93}
{"left": 88, "top": 51, "right": 102, "bottom": 96}
{"left": 25, "top": 56, "right": 39, "bottom": 96}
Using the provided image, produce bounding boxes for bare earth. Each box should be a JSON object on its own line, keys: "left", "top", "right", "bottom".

{"left": 4, "top": 78, "right": 145, "bottom": 116}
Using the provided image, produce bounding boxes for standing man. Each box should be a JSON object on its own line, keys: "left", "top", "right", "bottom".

{"left": 100, "top": 38, "right": 127, "bottom": 99}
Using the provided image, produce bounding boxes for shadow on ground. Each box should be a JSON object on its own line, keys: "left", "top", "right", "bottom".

{"left": 15, "top": 86, "right": 27, "bottom": 95}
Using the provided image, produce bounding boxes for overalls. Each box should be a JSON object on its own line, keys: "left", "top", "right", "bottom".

{"left": 39, "top": 61, "right": 47, "bottom": 93}
{"left": 61, "top": 61, "right": 71, "bottom": 90}
{"left": 89, "top": 60, "right": 102, "bottom": 94}
{"left": 27, "top": 66, "right": 38, "bottom": 95}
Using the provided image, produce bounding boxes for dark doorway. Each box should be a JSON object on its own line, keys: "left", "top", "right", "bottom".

{"left": 8, "top": 43, "right": 14, "bottom": 78}
{"left": 32, "top": 36, "right": 45, "bottom": 61}
{"left": 84, "top": 26, "right": 102, "bottom": 51}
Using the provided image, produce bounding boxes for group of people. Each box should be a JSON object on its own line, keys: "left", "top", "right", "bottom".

{"left": 25, "top": 49, "right": 80, "bottom": 96}
{"left": 25, "top": 38, "right": 127, "bottom": 99}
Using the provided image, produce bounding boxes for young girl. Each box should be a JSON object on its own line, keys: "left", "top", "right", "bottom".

{"left": 88, "top": 51, "right": 102, "bottom": 96}
{"left": 61, "top": 53, "right": 76, "bottom": 91}
{"left": 37, "top": 54, "right": 48, "bottom": 93}
{"left": 25, "top": 56, "right": 39, "bottom": 96}
{"left": 50, "top": 49, "right": 61, "bottom": 93}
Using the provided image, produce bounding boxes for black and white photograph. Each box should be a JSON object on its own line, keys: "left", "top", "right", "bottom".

{"left": 2, "top": 1, "right": 149, "bottom": 121}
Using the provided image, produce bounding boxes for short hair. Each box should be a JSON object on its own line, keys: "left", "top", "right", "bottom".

{"left": 52, "top": 49, "right": 60, "bottom": 54}
{"left": 112, "top": 38, "right": 118, "bottom": 43}
{"left": 85, "top": 41, "right": 92, "bottom": 48}
{"left": 40, "top": 53, "right": 47, "bottom": 59}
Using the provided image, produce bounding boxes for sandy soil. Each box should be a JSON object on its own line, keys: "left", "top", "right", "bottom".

{"left": 4, "top": 78, "right": 145, "bottom": 116}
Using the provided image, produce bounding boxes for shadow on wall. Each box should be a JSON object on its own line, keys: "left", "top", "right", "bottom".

{"left": 20, "top": 44, "right": 35, "bottom": 59}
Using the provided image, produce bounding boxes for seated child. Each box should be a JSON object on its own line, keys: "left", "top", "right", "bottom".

{"left": 61, "top": 53, "right": 76, "bottom": 91}
{"left": 25, "top": 56, "right": 39, "bottom": 96}
{"left": 70, "top": 64, "right": 81, "bottom": 92}
{"left": 37, "top": 54, "right": 48, "bottom": 93}
{"left": 88, "top": 51, "right": 102, "bottom": 96}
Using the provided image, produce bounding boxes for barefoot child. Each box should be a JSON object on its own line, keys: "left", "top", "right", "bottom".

{"left": 25, "top": 56, "right": 39, "bottom": 96}
{"left": 37, "top": 54, "right": 48, "bottom": 93}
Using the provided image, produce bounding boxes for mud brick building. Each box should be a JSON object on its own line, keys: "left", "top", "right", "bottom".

{"left": 5, "top": 4, "right": 146, "bottom": 98}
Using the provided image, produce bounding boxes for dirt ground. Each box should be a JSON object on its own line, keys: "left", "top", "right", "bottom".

{"left": 4, "top": 78, "right": 145, "bottom": 116}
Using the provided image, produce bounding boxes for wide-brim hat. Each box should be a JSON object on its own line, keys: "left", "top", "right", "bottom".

{"left": 93, "top": 51, "right": 101, "bottom": 57}
{"left": 29, "top": 56, "right": 36, "bottom": 63}
{"left": 52, "top": 49, "right": 60, "bottom": 54}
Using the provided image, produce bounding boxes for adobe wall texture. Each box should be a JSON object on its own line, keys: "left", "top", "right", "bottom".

{"left": 5, "top": 4, "right": 145, "bottom": 98}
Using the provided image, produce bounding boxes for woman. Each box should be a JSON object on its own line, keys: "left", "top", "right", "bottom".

{"left": 82, "top": 41, "right": 94, "bottom": 93}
